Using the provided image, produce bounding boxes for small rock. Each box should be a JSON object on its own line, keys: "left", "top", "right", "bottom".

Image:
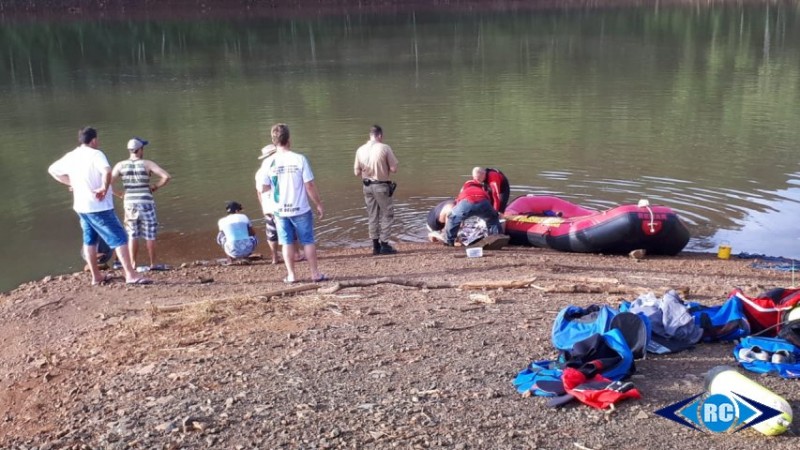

{"left": 629, "top": 249, "right": 646, "bottom": 260}
{"left": 155, "top": 421, "right": 176, "bottom": 433}
{"left": 182, "top": 416, "right": 206, "bottom": 433}
{"left": 33, "top": 357, "right": 48, "bottom": 368}
{"left": 636, "top": 411, "right": 649, "bottom": 420}
{"left": 135, "top": 363, "right": 156, "bottom": 376}
{"left": 469, "top": 293, "right": 495, "bottom": 304}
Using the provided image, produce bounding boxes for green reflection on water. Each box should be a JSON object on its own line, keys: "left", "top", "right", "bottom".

{"left": 1, "top": 3, "right": 800, "bottom": 291}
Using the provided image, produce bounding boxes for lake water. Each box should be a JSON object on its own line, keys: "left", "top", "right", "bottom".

{"left": 1, "top": 2, "right": 799, "bottom": 291}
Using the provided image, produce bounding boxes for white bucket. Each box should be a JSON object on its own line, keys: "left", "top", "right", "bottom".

{"left": 466, "top": 247, "right": 483, "bottom": 258}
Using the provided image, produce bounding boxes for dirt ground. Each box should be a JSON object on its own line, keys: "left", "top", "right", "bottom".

{"left": 0, "top": 243, "right": 798, "bottom": 449}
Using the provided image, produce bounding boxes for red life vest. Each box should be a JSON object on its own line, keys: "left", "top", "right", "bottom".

{"left": 456, "top": 180, "right": 490, "bottom": 205}
{"left": 485, "top": 168, "right": 508, "bottom": 211}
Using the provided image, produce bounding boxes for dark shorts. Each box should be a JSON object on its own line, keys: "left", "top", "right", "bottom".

{"left": 77, "top": 209, "right": 128, "bottom": 249}
{"left": 264, "top": 214, "right": 278, "bottom": 242}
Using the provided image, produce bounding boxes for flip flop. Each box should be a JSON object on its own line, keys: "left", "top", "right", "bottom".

{"left": 126, "top": 278, "right": 153, "bottom": 285}
{"left": 149, "top": 264, "right": 170, "bottom": 271}
{"left": 91, "top": 274, "right": 113, "bottom": 286}
{"left": 312, "top": 274, "right": 329, "bottom": 283}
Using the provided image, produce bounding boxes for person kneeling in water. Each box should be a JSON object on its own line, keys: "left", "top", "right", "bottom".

{"left": 217, "top": 201, "right": 258, "bottom": 263}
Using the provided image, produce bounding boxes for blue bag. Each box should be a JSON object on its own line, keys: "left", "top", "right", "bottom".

{"left": 552, "top": 305, "right": 618, "bottom": 351}
{"left": 733, "top": 336, "right": 800, "bottom": 379}
{"left": 688, "top": 296, "right": 750, "bottom": 342}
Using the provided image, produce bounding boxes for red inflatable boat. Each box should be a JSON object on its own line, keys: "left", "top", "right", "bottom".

{"left": 503, "top": 196, "right": 690, "bottom": 255}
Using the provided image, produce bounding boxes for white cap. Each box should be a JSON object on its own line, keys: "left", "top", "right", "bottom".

{"left": 127, "top": 137, "right": 149, "bottom": 151}
{"left": 258, "top": 144, "right": 277, "bottom": 160}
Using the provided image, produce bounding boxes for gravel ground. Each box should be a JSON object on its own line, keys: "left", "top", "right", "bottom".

{"left": 0, "top": 243, "right": 798, "bottom": 449}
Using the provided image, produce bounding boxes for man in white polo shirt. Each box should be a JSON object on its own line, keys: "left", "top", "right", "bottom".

{"left": 48, "top": 126, "right": 150, "bottom": 286}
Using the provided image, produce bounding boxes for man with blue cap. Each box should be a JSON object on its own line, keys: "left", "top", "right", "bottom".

{"left": 112, "top": 136, "right": 172, "bottom": 271}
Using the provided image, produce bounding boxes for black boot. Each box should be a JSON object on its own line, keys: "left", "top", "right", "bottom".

{"left": 379, "top": 241, "right": 397, "bottom": 255}
{"left": 372, "top": 239, "right": 381, "bottom": 255}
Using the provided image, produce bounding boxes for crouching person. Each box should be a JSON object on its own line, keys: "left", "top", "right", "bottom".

{"left": 217, "top": 201, "right": 257, "bottom": 263}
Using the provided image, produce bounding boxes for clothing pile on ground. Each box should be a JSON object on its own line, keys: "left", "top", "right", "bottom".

{"left": 514, "top": 287, "right": 800, "bottom": 410}
{"left": 737, "top": 252, "right": 800, "bottom": 272}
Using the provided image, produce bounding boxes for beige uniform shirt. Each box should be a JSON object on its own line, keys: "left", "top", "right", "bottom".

{"left": 354, "top": 141, "right": 398, "bottom": 182}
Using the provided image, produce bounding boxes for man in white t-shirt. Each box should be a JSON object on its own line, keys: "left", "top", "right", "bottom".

{"left": 48, "top": 127, "right": 150, "bottom": 286}
{"left": 262, "top": 123, "right": 326, "bottom": 284}
{"left": 255, "top": 144, "right": 305, "bottom": 265}
{"left": 216, "top": 201, "right": 257, "bottom": 262}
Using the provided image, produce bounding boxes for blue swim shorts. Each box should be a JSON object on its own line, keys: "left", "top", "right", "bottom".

{"left": 275, "top": 210, "right": 315, "bottom": 246}
{"left": 78, "top": 209, "right": 128, "bottom": 249}
{"left": 217, "top": 232, "right": 258, "bottom": 259}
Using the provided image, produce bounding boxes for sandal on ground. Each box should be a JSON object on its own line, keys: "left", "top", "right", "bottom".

{"left": 126, "top": 278, "right": 153, "bottom": 285}
{"left": 149, "top": 264, "right": 170, "bottom": 271}
{"left": 312, "top": 274, "right": 329, "bottom": 283}
{"left": 91, "top": 274, "right": 113, "bottom": 286}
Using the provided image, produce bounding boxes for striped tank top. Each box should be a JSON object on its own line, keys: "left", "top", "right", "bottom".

{"left": 119, "top": 159, "right": 154, "bottom": 205}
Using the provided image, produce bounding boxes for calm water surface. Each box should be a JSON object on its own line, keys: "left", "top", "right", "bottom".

{"left": 1, "top": 3, "right": 799, "bottom": 291}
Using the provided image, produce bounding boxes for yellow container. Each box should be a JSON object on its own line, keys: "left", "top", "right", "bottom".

{"left": 705, "top": 366, "right": 792, "bottom": 435}
{"left": 717, "top": 241, "right": 732, "bottom": 260}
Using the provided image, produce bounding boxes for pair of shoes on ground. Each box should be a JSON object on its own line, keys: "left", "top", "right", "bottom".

{"left": 93, "top": 276, "right": 152, "bottom": 286}
{"left": 738, "top": 346, "right": 795, "bottom": 364}
{"left": 283, "top": 274, "right": 329, "bottom": 284}
{"left": 372, "top": 242, "right": 397, "bottom": 255}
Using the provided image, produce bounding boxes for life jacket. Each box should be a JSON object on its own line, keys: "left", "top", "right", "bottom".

{"left": 484, "top": 168, "right": 510, "bottom": 212}
{"left": 551, "top": 363, "right": 642, "bottom": 409}
{"left": 456, "top": 180, "right": 490, "bottom": 204}
{"left": 734, "top": 288, "right": 800, "bottom": 340}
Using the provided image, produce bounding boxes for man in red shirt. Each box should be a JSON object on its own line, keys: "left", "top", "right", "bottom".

{"left": 444, "top": 178, "right": 501, "bottom": 246}
{"left": 472, "top": 167, "right": 511, "bottom": 213}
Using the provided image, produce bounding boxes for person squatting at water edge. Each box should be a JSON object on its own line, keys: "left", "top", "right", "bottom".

{"left": 255, "top": 144, "right": 306, "bottom": 265}
{"left": 48, "top": 126, "right": 151, "bottom": 286}
{"left": 444, "top": 176, "right": 502, "bottom": 246}
{"left": 426, "top": 198, "right": 456, "bottom": 243}
{"left": 216, "top": 201, "right": 258, "bottom": 263}
{"left": 472, "top": 166, "right": 511, "bottom": 214}
{"left": 354, "top": 124, "right": 399, "bottom": 255}
{"left": 112, "top": 137, "right": 172, "bottom": 271}
{"left": 262, "top": 123, "right": 327, "bottom": 284}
